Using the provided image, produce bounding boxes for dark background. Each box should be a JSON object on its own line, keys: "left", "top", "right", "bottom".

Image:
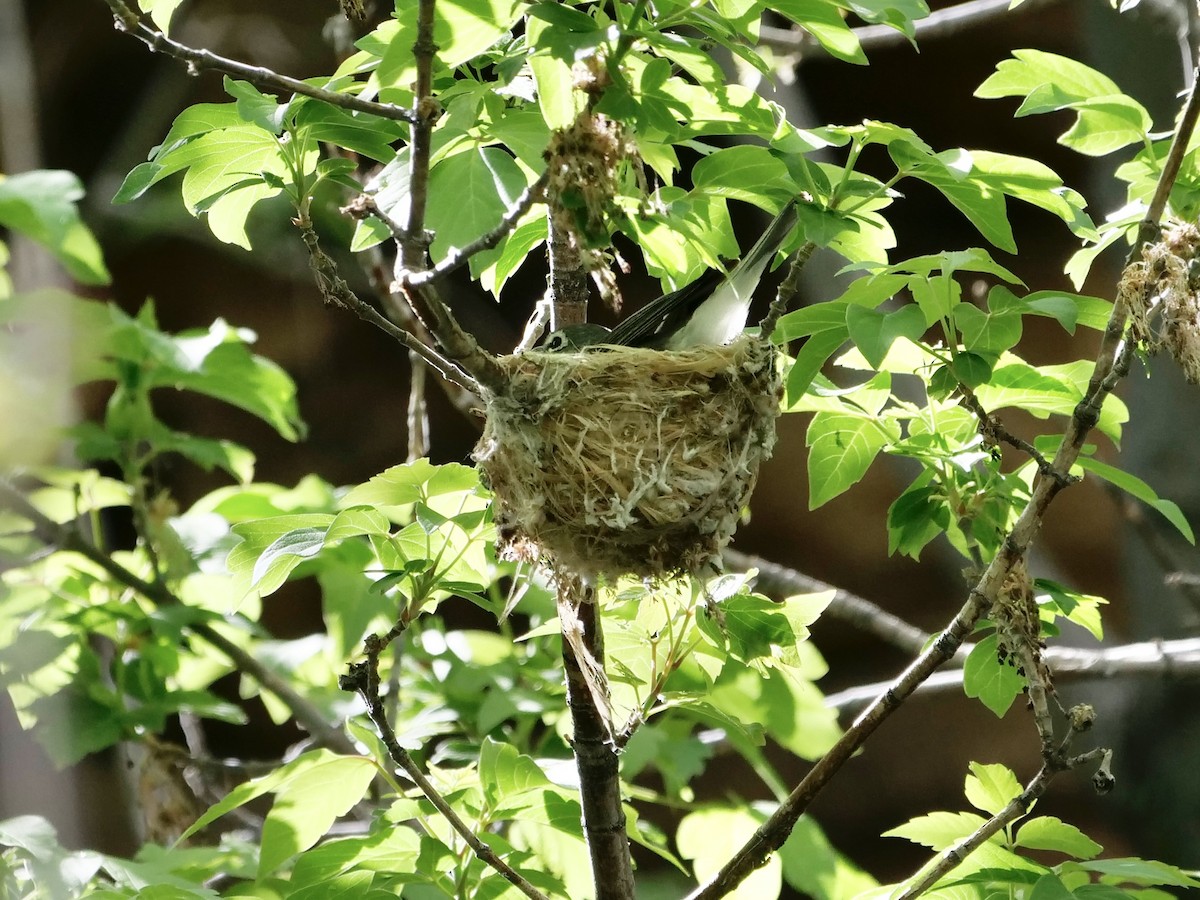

{"left": 2, "top": 0, "right": 1198, "bottom": 891}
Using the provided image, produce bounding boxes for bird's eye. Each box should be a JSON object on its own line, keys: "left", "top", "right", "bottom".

{"left": 544, "top": 334, "right": 567, "bottom": 351}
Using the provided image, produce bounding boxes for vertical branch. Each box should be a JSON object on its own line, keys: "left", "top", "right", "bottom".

{"left": 407, "top": 352, "right": 430, "bottom": 460}
{"left": 557, "top": 578, "right": 636, "bottom": 900}
{"left": 546, "top": 204, "right": 591, "bottom": 329}
{"left": 403, "top": 0, "right": 438, "bottom": 270}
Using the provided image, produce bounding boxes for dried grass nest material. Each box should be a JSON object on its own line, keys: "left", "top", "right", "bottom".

{"left": 473, "top": 335, "right": 782, "bottom": 580}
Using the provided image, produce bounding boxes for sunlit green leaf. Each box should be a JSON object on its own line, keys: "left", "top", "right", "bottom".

{"left": 1016, "top": 816, "right": 1102, "bottom": 859}
{"left": 963, "top": 634, "right": 1025, "bottom": 717}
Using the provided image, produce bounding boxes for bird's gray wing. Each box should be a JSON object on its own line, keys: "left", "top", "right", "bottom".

{"left": 606, "top": 269, "right": 724, "bottom": 348}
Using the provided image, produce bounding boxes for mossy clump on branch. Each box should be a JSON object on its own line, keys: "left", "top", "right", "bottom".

{"left": 474, "top": 336, "right": 781, "bottom": 581}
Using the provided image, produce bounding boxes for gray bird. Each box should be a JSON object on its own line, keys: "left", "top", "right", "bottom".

{"left": 607, "top": 198, "right": 800, "bottom": 350}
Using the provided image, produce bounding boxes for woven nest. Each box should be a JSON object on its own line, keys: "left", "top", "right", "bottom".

{"left": 473, "top": 336, "right": 782, "bottom": 580}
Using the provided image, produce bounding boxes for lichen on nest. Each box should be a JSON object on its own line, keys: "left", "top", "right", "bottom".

{"left": 473, "top": 336, "right": 782, "bottom": 581}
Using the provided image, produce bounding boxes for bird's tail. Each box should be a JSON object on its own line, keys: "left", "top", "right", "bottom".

{"left": 725, "top": 198, "right": 800, "bottom": 304}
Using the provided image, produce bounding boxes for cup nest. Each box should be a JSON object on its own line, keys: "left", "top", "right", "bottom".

{"left": 473, "top": 335, "right": 782, "bottom": 580}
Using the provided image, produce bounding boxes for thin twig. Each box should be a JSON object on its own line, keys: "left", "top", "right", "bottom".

{"left": 688, "top": 60, "right": 1200, "bottom": 900}
{"left": 957, "top": 383, "right": 1073, "bottom": 486}
{"left": 294, "top": 218, "right": 480, "bottom": 395}
{"left": 546, "top": 202, "right": 591, "bottom": 329}
{"left": 403, "top": 170, "right": 550, "bottom": 288}
{"left": 400, "top": 0, "right": 438, "bottom": 269}
{"left": 407, "top": 352, "right": 430, "bottom": 460}
{"left": 759, "top": 240, "right": 816, "bottom": 339}
{"left": 0, "top": 480, "right": 356, "bottom": 756}
{"left": 100, "top": 0, "right": 418, "bottom": 124}
{"left": 758, "top": 0, "right": 1061, "bottom": 56}
{"left": 340, "top": 634, "right": 550, "bottom": 900}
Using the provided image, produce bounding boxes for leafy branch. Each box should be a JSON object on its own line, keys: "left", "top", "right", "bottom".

{"left": 100, "top": 0, "right": 418, "bottom": 124}
{"left": 339, "top": 627, "right": 550, "bottom": 900}
{"left": 0, "top": 479, "right": 356, "bottom": 757}
{"left": 688, "top": 58, "right": 1200, "bottom": 900}
{"left": 898, "top": 713, "right": 1113, "bottom": 900}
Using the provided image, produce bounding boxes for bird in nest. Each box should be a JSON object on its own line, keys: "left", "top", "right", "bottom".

{"left": 541, "top": 199, "right": 799, "bottom": 352}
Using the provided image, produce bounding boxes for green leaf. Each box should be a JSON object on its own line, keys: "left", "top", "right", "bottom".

{"left": 1075, "top": 457, "right": 1194, "bottom": 543}
{"left": 976, "top": 50, "right": 1151, "bottom": 156}
{"left": 205, "top": 181, "right": 281, "bottom": 250}
{"left": 957, "top": 303, "right": 1023, "bottom": 355}
{"left": 1079, "top": 858, "right": 1200, "bottom": 888}
{"left": 1060, "top": 95, "right": 1154, "bottom": 155}
{"left": 963, "top": 634, "right": 1026, "bottom": 717}
{"left": 177, "top": 128, "right": 290, "bottom": 214}
{"left": 691, "top": 146, "right": 791, "bottom": 206}
{"left": 976, "top": 49, "right": 1122, "bottom": 104}
{"left": 806, "top": 411, "right": 895, "bottom": 508}
{"left": 949, "top": 351, "right": 994, "bottom": 390}
{"left": 883, "top": 810, "right": 987, "bottom": 849}
{"left": 476, "top": 215, "right": 547, "bottom": 297}
{"left": 425, "top": 148, "right": 529, "bottom": 263}
{"left": 124, "top": 319, "right": 304, "bottom": 441}
{"left": 782, "top": 326, "right": 850, "bottom": 406}
{"left": 138, "top": 0, "right": 186, "bottom": 33}
{"left": 224, "top": 77, "right": 289, "bottom": 134}
{"left": 905, "top": 149, "right": 1016, "bottom": 252}
{"left": 963, "top": 762, "right": 1022, "bottom": 815}
{"left": 343, "top": 459, "right": 476, "bottom": 508}
{"left": 374, "top": 0, "right": 521, "bottom": 87}
{"left": 251, "top": 526, "right": 329, "bottom": 593}
{"left": 698, "top": 593, "right": 812, "bottom": 668}
{"left": 887, "top": 472, "right": 950, "bottom": 558}
{"left": 530, "top": 54, "right": 583, "bottom": 130}
{"left": 179, "top": 750, "right": 376, "bottom": 876}
{"left": 1028, "top": 873, "right": 1076, "bottom": 900}
{"left": 845, "top": 303, "right": 926, "bottom": 369}
{"left": 479, "top": 737, "right": 551, "bottom": 808}
{"left": 227, "top": 513, "right": 334, "bottom": 583}
{"left": 0, "top": 171, "right": 110, "bottom": 285}
{"left": 28, "top": 686, "right": 125, "bottom": 767}
{"left": 773, "top": 0, "right": 867, "bottom": 64}
{"left": 294, "top": 101, "right": 407, "bottom": 164}
{"left": 839, "top": 0, "right": 929, "bottom": 38}
{"left": 1015, "top": 816, "right": 1102, "bottom": 859}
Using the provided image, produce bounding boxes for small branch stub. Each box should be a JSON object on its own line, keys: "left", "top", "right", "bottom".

{"left": 474, "top": 337, "right": 782, "bottom": 580}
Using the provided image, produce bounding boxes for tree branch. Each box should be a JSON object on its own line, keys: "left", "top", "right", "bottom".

{"left": 340, "top": 630, "right": 550, "bottom": 900}
{"left": 759, "top": 240, "right": 816, "bottom": 340}
{"left": 400, "top": 0, "right": 438, "bottom": 270}
{"left": 0, "top": 480, "right": 356, "bottom": 757}
{"left": 758, "top": 0, "right": 1062, "bottom": 56}
{"left": 825, "top": 638, "right": 1200, "bottom": 711}
{"left": 99, "top": 0, "right": 418, "bottom": 124}
{"left": 294, "top": 218, "right": 480, "bottom": 395}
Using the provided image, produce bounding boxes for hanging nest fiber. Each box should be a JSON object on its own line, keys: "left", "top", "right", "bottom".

{"left": 473, "top": 335, "right": 782, "bottom": 581}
